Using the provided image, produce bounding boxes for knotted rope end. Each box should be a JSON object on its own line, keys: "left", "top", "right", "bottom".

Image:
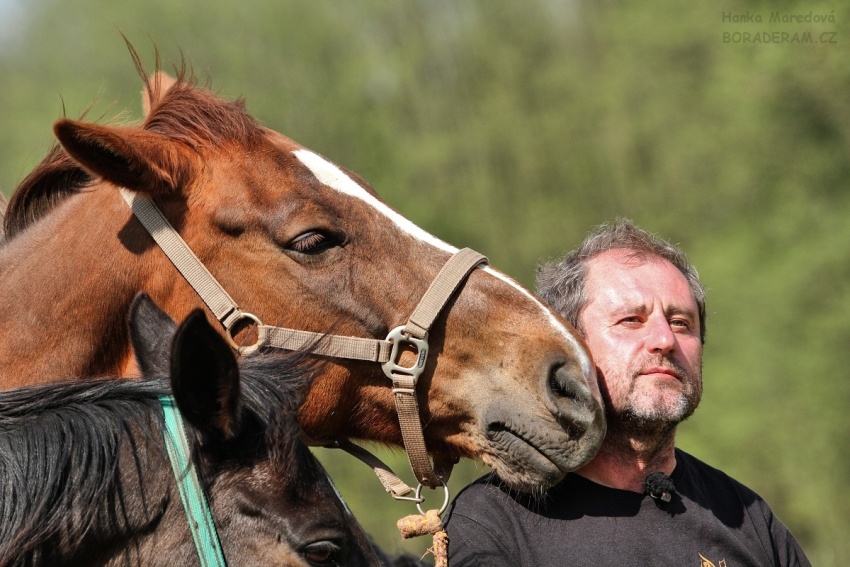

{"left": 397, "top": 509, "right": 448, "bottom": 567}
{"left": 397, "top": 509, "right": 442, "bottom": 538}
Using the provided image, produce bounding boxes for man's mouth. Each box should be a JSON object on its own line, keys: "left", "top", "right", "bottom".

{"left": 640, "top": 366, "right": 681, "bottom": 380}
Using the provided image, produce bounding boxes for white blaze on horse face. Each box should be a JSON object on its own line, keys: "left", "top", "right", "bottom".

{"left": 293, "top": 149, "right": 593, "bottom": 378}
{"left": 294, "top": 149, "right": 456, "bottom": 253}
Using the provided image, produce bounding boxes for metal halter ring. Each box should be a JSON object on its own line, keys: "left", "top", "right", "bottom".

{"left": 382, "top": 326, "right": 429, "bottom": 382}
{"left": 225, "top": 311, "right": 263, "bottom": 356}
{"left": 415, "top": 480, "right": 450, "bottom": 516}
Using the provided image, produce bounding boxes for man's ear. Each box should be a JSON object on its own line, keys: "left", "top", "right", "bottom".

{"left": 169, "top": 309, "right": 241, "bottom": 440}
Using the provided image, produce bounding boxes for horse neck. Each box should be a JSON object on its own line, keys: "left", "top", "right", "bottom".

{"left": 0, "top": 186, "right": 169, "bottom": 387}
{"left": 0, "top": 386, "right": 174, "bottom": 565}
{"left": 65, "top": 440, "right": 180, "bottom": 567}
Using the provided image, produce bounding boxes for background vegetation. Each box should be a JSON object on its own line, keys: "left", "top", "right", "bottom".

{"left": 1, "top": 0, "right": 847, "bottom": 563}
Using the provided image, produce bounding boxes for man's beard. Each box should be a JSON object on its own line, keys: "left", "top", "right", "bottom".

{"left": 604, "top": 353, "right": 703, "bottom": 438}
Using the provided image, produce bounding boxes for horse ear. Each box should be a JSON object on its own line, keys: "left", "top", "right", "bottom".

{"left": 53, "top": 118, "right": 190, "bottom": 195}
{"left": 128, "top": 292, "right": 178, "bottom": 376}
{"left": 142, "top": 71, "right": 177, "bottom": 117}
{"left": 170, "top": 309, "right": 242, "bottom": 440}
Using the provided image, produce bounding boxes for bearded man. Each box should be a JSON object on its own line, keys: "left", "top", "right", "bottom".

{"left": 443, "top": 218, "right": 810, "bottom": 567}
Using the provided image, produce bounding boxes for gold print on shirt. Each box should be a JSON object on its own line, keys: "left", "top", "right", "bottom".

{"left": 698, "top": 553, "right": 727, "bottom": 567}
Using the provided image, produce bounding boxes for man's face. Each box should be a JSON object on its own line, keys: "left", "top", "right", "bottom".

{"left": 578, "top": 249, "right": 703, "bottom": 430}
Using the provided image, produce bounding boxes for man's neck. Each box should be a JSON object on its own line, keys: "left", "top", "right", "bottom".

{"left": 575, "top": 424, "right": 678, "bottom": 493}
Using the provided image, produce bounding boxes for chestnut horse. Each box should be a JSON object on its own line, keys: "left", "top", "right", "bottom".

{"left": 0, "top": 56, "right": 604, "bottom": 491}
{"left": 0, "top": 294, "right": 388, "bottom": 567}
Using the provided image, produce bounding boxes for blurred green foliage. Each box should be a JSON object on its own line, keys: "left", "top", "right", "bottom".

{"left": 1, "top": 0, "right": 848, "bottom": 563}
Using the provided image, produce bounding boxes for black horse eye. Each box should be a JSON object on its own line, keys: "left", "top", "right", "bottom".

{"left": 302, "top": 540, "right": 342, "bottom": 566}
{"left": 289, "top": 231, "right": 337, "bottom": 254}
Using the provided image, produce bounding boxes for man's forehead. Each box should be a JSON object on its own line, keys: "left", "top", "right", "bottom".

{"left": 585, "top": 250, "right": 697, "bottom": 311}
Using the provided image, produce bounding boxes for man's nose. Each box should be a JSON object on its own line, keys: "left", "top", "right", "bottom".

{"left": 646, "top": 317, "right": 675, "bottom": 354}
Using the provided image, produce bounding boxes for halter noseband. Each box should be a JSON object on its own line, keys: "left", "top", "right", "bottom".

{"left": 121, "top": 189, "right": 487, "bottom": 500}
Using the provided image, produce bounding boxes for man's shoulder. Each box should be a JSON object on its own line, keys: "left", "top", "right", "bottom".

{"left": 675, "top": 449, "right": 812, "bottom": 566}
{"left": 675, "top": 448, "right": 788, "bottom": 535}
{"left": 443, "top": 473, "right": 531, "bottom": 566}
{"left": 675, "top": 448, "right": 762, "bottom": 502}
{"left": 446, "top": 472, "right": 518, "bottom": 519}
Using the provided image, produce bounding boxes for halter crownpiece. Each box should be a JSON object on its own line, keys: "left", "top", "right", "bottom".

{"left": 120, "top": 189, "right": 488, "bottom": 499}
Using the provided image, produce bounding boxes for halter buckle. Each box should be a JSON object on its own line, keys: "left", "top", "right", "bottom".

{"left": 382, "top": 326, "right": 429, "bottom": 383}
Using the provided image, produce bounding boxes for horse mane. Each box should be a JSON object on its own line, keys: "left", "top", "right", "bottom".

{"left": 2, "top": 46, "right": 264, "bottom": 241}
{"left": 2, "top": 146, "right": 93, "bottom": 239}
{"left": 0, "top": 353, "right": 313, "bottom": 564}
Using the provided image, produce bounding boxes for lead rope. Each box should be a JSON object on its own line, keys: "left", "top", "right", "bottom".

{"left": 159, "top": 395, "right": 228, "bottom": 567}
{"left": 330, "top": 438, "right": 451, "bottom": 566}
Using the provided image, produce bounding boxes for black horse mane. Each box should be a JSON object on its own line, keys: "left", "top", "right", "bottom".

{"left": 0, "top": 352, "right": 314, "bottom": 565}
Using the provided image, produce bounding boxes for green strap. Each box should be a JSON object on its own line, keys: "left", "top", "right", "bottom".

{"left": 159, "top": 395, "right": 228, "bottom": 567}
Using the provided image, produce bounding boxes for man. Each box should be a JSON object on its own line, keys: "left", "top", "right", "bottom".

{"left": 443, "top": 218, "right": 810, "bottom": 566}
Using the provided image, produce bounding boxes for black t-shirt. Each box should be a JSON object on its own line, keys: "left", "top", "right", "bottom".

{"left": 444, "top": 449, "right": 810, "bottom": 567}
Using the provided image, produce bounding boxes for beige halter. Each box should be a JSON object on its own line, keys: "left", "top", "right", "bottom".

{"left": 120, "top": 188, "right": 487, "bottom": 502}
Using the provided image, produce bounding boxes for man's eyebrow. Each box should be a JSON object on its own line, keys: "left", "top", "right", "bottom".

{"left": 666, "top": 305, "right": 698, "bottom": 320}
{"left": 610, "top": 303, "right": 649, "bottom": 317}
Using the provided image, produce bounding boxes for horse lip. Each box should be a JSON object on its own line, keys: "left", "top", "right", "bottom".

{"left": 485, "top": 421, "right": 565, "bottom": 488}
{"left": 483, "top": 413, "right": 577, "bottom": 479}
{"left": 487, "top": 421, "right": 552, "bottom": 458}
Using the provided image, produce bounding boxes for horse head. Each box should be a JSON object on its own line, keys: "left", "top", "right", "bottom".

{"left": 0, "top": 59, "right": 604, "bottom": 491}
{"left": 0, "top": 293, "right": 386, "bottom": 566}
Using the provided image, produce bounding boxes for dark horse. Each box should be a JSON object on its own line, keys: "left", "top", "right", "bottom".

{"left": 0, "top": 48, "right": 604, "bottom": 491}
{"left": 0, "top": 294, "right": 389, "bottom": 566}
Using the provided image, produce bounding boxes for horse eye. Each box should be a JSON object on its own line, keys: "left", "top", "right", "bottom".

{"left": 288, "top": 231, "right": 337, "bottom": 254}
{"left": 302, "top": 540, "right": 342, "bottom": 566}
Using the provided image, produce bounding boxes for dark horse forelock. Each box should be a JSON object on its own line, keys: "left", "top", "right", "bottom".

{"left": 0, "top": 356, "right": 312, "bottom": 564}
{"left": 2, "top": 48, "right": 263, "bottom": 241}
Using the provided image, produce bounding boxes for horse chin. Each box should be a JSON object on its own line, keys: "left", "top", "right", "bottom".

{"left": 482, "top": 431, "right": 566, "bottom": 491}
{"left": 478, "top": 412, "right": 606, "bottom": 492}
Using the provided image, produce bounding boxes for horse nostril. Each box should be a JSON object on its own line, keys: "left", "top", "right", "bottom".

{"left": 548, "top": 362, "right": 580, "bottom": 403}
{"left": 545, "top": 361, "right": 595, "bottom": 437}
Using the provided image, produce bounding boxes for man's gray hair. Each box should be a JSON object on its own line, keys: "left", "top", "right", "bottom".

{"left": 536, "top": 218, "right": 707, "bottom": 344}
